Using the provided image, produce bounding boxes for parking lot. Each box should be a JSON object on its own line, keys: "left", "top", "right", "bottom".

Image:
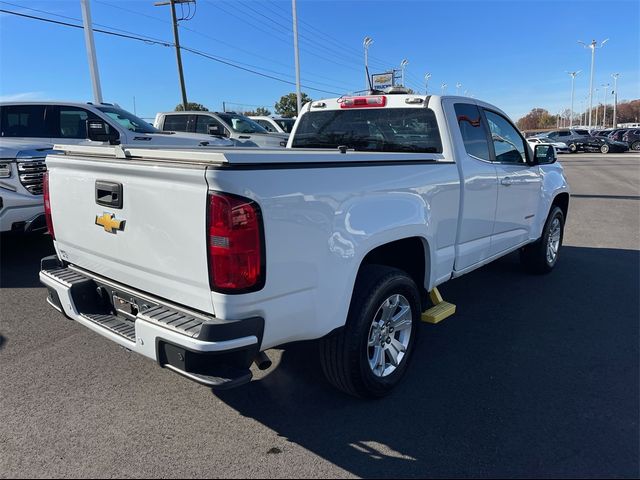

{"left": 0, "top": 152, "right": 638, "bottom": 478}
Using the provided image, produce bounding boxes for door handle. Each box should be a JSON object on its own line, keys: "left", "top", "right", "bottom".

{"left": 239, "top": 135, "right": 251, "bottom": 139}
{"left": 501, "top": 177, "right": 514, "bottom": 186}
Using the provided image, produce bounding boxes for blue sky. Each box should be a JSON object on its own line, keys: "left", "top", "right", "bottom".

{"left": 0, "top": 0, "right": 638, "bottom": 121}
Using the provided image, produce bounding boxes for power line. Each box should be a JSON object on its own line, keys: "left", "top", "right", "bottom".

{"left": 0, "top": 8, "right": 344, "bottom": 96}
{"left": 0, "top": 8, "right": 172, "bottom": 46}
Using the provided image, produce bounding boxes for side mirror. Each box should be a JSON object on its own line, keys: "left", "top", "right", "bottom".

{"left": 533, "top": 144, "right": 557, "bottom": 165}
{"left": 207, "top": 125, "right": 228, "bottom": 137}
{"left": 86, "top": 119, "right": 119, "bottom": 144}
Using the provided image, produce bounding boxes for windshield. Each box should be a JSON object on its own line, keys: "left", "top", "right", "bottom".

{"left": 291, "top": 108, "right": 442, "bottom": 153}
{"left": 97, "top": 106, "right": 157, "bottom": 134}
{"left": 218, "top": 113, "right": 268, "bottom": 134}
{"left": 275, "top": 118, "right": 295, "bottom": 133}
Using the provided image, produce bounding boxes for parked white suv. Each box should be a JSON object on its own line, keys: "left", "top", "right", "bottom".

{"left": 0, "top": 102, "right": 234, "bottom": 147}
{"left": 154, "top": 111, "right": 288, "bottom": 148}
{"left": 0, "top": 139, "right": 52, "bottom": 233}
{"left": 248, "top": 116, "right": 295, "bottom": 135}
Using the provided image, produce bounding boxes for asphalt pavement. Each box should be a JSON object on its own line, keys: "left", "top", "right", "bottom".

{"left": 1, "top": 152, "right": 638, "bottom": 478}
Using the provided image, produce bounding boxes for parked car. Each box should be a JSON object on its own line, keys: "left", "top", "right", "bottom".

{"left": 248, "top": 116, "right": 295, "bottom": 135}
{"left": 0, "top": 139, "right": 53, "bottom": 234}
{"left": 41, "top": 93, "right": 569, "bottom": 398}
{"left": 527, "top": 136, "right": 569, "bottom": 154}
{"left": 579, "top": 136, "right": 629, "bottom": 153}
{"left": 622, "top": 129, "right": 640, "bottom": 151}
{"left": 0, "top": 102, "right": 234, "bottom": 147}
{"left": 543, "top": 129, "right": 592, "bottom": 153}
{"left": 154, "top": 111, "right": 287, "bottom": 148}
{"left": 593, "top": 129, "right": 615, "bottom": 137}
{"left": 608, "top": 128, "right": 630, "bottom": 142}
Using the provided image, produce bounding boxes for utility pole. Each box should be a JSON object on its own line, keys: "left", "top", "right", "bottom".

{"left": 291, "top": 0, "right": 302, "bottom": 115}
{"left": 155, "top": 0, "right": 193, "bottom": 111}
{"left": 612, "top": 73, "right": 620, "bottom": 128}
{"left": 567, "top": 71, "right": 580, "bottom": 127}
{"left": 80, "top": 0, "right": 103, "bottom": 103}
{"left": 424, "top": 73, "right": 431, "bottom": 95}
{"left": 579, "top": 38, "right": 608, "bottom": 129}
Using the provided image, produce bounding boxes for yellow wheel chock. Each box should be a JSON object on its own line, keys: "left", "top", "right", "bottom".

{"left": 421, "top": 287, "right": 456, "bottom": 324}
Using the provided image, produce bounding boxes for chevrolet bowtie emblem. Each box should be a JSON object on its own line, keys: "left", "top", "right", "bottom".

{"left": 95, "top": 213, "right": 126, "bottom": 234}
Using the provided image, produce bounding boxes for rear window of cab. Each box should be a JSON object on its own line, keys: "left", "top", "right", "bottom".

{"left": 291, "top": 108, "right": 442, "bottom": 153}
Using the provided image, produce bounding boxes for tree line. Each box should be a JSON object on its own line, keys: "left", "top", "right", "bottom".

{"left": 175, "top": 92, "right": 312, "bottom": 117}
{"left": 517, "top": 99, "right": 640, "bottom": 130}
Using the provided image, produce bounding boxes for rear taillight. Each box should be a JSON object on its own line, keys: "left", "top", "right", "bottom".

{"left": 43, "top": 171, "right": 54, "bottom": 239}
{"left": 340, "top": 96, "right": 387, "bottom": 109}
{"left": 207, "top": 192, "right": 264, "bottom": 292}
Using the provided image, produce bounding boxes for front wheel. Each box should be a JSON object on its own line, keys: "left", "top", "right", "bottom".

{"left": 319, "top": 265, "right": 421, "bottom": 398}
{"left": 600, "top": 144, "right": 610, "bottom": 154}
{"left": 568, "top": 143, "right": 578, "bottom": 153}
{"left": 520, "top": 206, "right": 565, "bottom": 274}
{"left": 631, "top": 141, "right": 640, "bottom": 151}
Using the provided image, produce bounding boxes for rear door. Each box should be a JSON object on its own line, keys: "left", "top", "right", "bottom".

{"left": 0, "top": 105, "right": 51, "bottom": 143}
{"left": 47, "top": 154, "right": 214, "bottom": 314}
{"left": 482, "top": 109, "right": 542, "bottom": 255}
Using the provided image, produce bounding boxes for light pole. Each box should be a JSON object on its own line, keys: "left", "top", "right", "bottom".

{"left": 291, "top": 0, "right": 302, "bottom": 115}
{"left": 589, "top": 87, "right": 600, "bottom": 129}
{"left": 441, "top": 82, "right": 447, "bottom": 94}
{"left": 567, "top": 71, "right": 581, "bottom": 127}
{"left": 400, "top": 59, "right": 408, "bottom": 87}
{"left": 363, "top": 36, "right": 373, "bottom": 90}
{"left": 601, "top": 83, "right": 610, "bottom": 127}
{"left": 456, "top": 82, "right": 462, "bottom": 95}
{"left": 612, "top": 73, "right": 620, "bottom": 127}
{"left": 424, "top": 73, "right": 432, "bottom": 95}
{"left": 579, "top": 38, "right": 608, "bottom": 129}
{"left": 80, "top": 0, "right": 103, "bottom": 104}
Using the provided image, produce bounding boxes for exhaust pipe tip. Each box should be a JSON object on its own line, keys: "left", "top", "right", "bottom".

{"left": 254, "top": 351, "right": 272, "bottom": 371}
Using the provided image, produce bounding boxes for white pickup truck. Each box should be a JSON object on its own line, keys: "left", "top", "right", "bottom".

{"left": 40, "top": 93, "right": 569, "bottom": 397}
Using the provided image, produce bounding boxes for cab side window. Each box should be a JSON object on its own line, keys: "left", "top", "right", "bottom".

{"left": 163, "top": 115, "right": 189, "bottom": 132}
{"left": 195, "top": 115, "right": 225, "bottom": 135}
{"left": 484, "top": 110, "right": 527, "bottom": 164}
{"left": 255, "top": 120, "right": 276, "bottom": 132}
{"left": 454, "top": 103, "right": 490, "bottom": 161}
{"left": 0, "top": 105, "right": 47, "bottom": 137}
{"left": 58, "top": 107, "right": 100, "bottom": 138}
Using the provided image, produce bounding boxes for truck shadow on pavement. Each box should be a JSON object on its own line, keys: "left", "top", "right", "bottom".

{"left": 216, "top": 246, "right": 639, "bottom": 478}
{"left": 0, "top": 233, "right": 55, "bottom": 288}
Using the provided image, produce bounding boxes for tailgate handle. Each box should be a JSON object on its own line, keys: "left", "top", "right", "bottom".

{"left": 95, "top": 181, "right": 123, "bottom": 209}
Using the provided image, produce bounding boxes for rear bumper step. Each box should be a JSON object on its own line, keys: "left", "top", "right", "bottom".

{"left": 40, "top": 255, "right": 263, "bottom": 389}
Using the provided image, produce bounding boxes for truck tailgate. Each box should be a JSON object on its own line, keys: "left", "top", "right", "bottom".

{"left": 46, "top": 155, "right": 214, "bottom": 314}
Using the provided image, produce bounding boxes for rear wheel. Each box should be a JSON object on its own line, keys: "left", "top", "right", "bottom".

{"left": 520, "top": 206, "right": 565, "bottom": 274}
{"left": 600, "top": 143, "right": 610, "bottom": 154}
{"left": 631, "top": 141, "right": 640, "bottom": 151}
{"left": 319, "top": 265, "right": 421, "bottom": 398}
{"left": 568, "top": 143, "right": 578, "bottom": 153}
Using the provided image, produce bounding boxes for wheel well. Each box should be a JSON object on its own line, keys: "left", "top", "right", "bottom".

{"left": 552, "top": 192, "right": 570, "bottom": 220}
{"left": 359, "top": 237, "right": 429, "bottom": 308}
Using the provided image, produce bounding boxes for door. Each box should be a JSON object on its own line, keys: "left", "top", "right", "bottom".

{"left": 483, "top": 109, "right": 542, "bottom": 256}
{"left": 49, "top": 106, "right": 102, "bottom": 145}
{"left": 449, "top": 101, "right": 499, "bottom": 271}
{"left": 0, "top": 104, "right": 51, "bottom": 143}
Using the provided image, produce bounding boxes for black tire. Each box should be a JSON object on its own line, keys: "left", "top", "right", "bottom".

{"left": 631, "top": 141, "right": 640, "bottom": 151}
{"left": 520, "top": 206, "right": 565, "bottom": 274}
{"left": 600, "top": 144, "right": 610, "bottom": 154}
{"left": 319, "top": 265, "right": 421, "bottom": 398}
{"left": 568, "top": 143, "right": 578, "bottom": 153}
